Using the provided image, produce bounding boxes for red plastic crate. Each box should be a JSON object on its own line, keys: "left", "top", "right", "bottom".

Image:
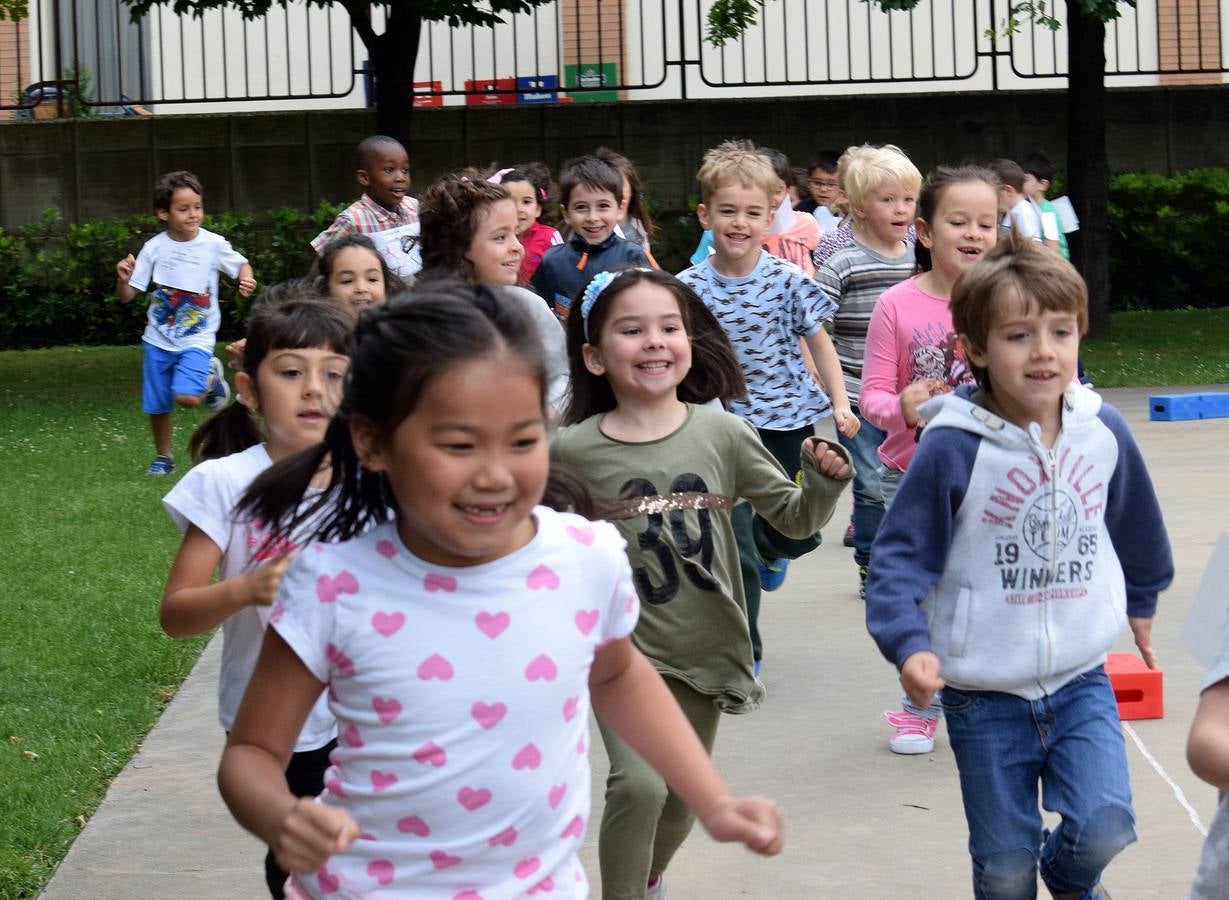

{"left": 1105, "top": 652, "right": 1164, "bottom": 720}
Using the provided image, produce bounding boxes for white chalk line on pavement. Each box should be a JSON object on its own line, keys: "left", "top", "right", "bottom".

{"left": 1123, "top": 722, "right": 1208, "bottom": 837}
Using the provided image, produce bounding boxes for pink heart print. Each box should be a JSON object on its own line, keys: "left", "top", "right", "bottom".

{"left": 577, "top": 734, "right": 586, "bottom": 755}
{"left": 371, "top": 610, "right": 405, "bottom": 638}
{"left": 475, "top": 610, "right": 510, "bottom": 638}
{"left": 376, "top": 539, "right": 397, "bottom": 559}
{"left": 413, "top": 741, "right": 447, "bottom": 767}
{"left": 562, "top": 697, "right": 579, "bottom": 721}
{"left": 488, "top": 826, "right": 518, "bottom": 847}
{"left": 367, "top": 859, "right": 395, "bottom": 886}
{"left": 372, "top": 696, "right": 402, "bottom": 724}
{"left": 457, "top": 786, "right": 492, "bottom": 811}
{"left": 514, "top": 857, "right": 541, "bottom": 880}
{"left": 526, "top": 564, "right": 560, "bottom": 590}
{"left": 396, "top": 815, "right": 430, "bottom": 836}
{"left": 424, "top": 572, "right": 458, "bottom": 593}
{"left": 574, "top": 609, "right": 599, "bottom": 636}
{"left": 548, "top": 783, "right": 566, "bottom": 809}
{"left": 325, "top": 643, "right": 356, "bottom": 677}
{"left": 269, "top": 598, "right": 285, "bottom": 625}
{"left": 528, "top": 877, "right": 555, "bottom": 895}
{"left": 512, "top": 743, "right": 541, "bottom": 770}
{"left": 524, "top": 654, "right": 558, "bottom": 682}
{"left": 431, "top": 850, "right": 462, "bottom": 870}
{"left": 343, "top": 725, "right": 363, "bottom": 748}
{"left": 417, "top": 653, "right": 454, "bottom": 681}
{"left": 453, "top": 892, "right": 484, "bottom": 900}
{"left": 471, "top": 701, "right": 507, "bottom": 729}
{"left": 561, "top": 814, "right": 584, "bottom": 839}
{"left": 566, "top": 524, "right": 595, "bottom": 545}
{"left": 317, "top": 866, "right": 340, "bottom": 894}
{"left": 316, "top": 570, "right": 359, "bottom": 603}
{"left": 370, "top": 770, "right": 398, "bottom": 792}
{"left": 325, "top": 777, "right": 347, "bottom": 798}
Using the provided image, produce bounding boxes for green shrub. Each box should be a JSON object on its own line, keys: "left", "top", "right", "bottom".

{"left": 1107, "top": 168, "right": 1229, "bottom": 310}
{"left": 0, "top": 202, "right": 342, "bottom": 349}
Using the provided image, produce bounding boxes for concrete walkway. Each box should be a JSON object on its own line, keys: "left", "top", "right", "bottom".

{"left": 42, "top": 387, "right": 1229, "bottom": 898}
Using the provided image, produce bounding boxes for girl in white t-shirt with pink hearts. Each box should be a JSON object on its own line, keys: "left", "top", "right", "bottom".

{"left": 161, "top": 288, "right": 355, "bottom": 897}
{"left": 220, "top": 282, "right": 784, "bottom": 899}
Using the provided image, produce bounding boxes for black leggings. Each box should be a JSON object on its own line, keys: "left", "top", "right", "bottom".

{"left": 264, "top": 739, "right": 337, "bottom": 899}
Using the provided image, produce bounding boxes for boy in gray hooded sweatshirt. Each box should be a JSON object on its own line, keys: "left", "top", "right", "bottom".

{"left": 866, "top": 237, "right": 1173, "bottom": 900}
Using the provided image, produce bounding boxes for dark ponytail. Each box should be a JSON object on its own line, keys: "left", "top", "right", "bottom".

{"left": 237, "top": 279, "right": 552, "bottom": 545}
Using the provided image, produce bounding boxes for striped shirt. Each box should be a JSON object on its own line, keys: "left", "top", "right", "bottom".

{"left": 310, "top": 193, "right": 420, "bottom": 253}
{"left": 814, "top": 238, "right": 915, "bottom": 406}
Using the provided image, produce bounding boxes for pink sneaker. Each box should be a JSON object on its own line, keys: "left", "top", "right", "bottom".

{"left": 884, "top": 709, "right": 938, "bottom": 754}
{"left": 646, "top": 873, "right": 667, "bottom": 900}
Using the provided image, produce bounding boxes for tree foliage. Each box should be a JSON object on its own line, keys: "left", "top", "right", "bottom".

{"left": 124, "top": 0, "right": 542, "bottom": 28}
{"left": 0, "top": 0, "right": 27, "bottom": 22}
{"left": 705, "top": 0, "right": 1131, "bottom": 45}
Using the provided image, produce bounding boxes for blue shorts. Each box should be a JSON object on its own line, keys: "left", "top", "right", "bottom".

{"left": 142, "top": 344, "right": 212, "bottom": 414}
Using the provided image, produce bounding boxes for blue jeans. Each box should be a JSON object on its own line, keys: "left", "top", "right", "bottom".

{"left": 941, "top": 667, "right": 1136, "bottom": 899}
{"left": 836, "top": 412, "right": 886, "bottom": 566}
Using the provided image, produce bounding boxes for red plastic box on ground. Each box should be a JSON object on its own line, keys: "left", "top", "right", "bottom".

{"left": 1105, "top": 652, "right": 1164, "bottom": 720}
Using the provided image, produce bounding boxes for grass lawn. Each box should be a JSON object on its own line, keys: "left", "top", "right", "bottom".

{"left": 0, "top": 307, "right": 1225, "bottom": 898}
{"left": 1081, "top": 307, "right": 1229, "bottom": 387}
{"left": 0, "top": 345, "right": 209, "bottom": 899}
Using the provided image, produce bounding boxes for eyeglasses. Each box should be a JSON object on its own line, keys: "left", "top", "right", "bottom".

{"left": 808, "top": 178, "right": 839, "bottom": 189}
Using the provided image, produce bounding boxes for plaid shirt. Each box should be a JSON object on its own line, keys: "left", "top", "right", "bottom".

{"left": 311, "top": 193, "right": 420, "bottom": 253}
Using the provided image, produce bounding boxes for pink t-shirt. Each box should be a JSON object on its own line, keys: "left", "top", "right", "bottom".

{"left": 518, "top": 222, "right": 563, "bottom": 287}
{"left": 859, "top": 275, "right": 974, "bottom": 472}
{"left": 271, "top": 508, "right": 639, "bottom": 899}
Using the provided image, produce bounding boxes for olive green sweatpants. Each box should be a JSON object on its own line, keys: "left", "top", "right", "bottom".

{"left": 596, "top": 676, "right": 723, "bottom": 900}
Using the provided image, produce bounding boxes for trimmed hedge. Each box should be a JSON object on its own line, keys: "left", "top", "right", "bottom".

{"left": 1107, "top": 168, "right": 1229, "bottom": 310}
{"left": 0, "top": 203, "right": 342, "bottom": 349}
{"left": 2, "top": 168, "right": 1226, "bottom": 348}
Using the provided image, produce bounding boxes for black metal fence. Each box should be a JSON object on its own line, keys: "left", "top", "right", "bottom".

{"left": 1, "top": 0, "right": 1225, "bottom": 115}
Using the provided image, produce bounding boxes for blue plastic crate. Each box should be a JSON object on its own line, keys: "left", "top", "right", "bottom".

{"left": 1150, "top": 393, "right": 1203, "bottom": 421}
{"left": 1201, "top": 392, "right": 1229, "bottom": 419}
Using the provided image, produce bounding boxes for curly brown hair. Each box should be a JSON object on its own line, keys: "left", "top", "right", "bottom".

{"left": 418, "top": 172, "right": 512, "bottom": 281}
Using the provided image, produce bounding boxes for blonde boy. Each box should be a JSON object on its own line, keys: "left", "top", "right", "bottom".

{"left": 814, "top": 144, "right": 921, "bottom": 602}
{"left": 678, "top": 141, "right": 857, "bottom": 651}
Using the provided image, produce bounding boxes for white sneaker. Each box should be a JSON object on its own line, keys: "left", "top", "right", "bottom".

{"left": 646, "top": 873, "right": 667, "bottom": 900}
{"left": 204, "top": 356, "right": 231, "bottom": 411}
{"left": 885, "top": 709, "right": 939, "bottom": 754}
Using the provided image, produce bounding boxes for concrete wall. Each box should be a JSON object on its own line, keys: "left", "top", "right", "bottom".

{"left": 2, "top": 84, "right": 1227, "bottom": 227}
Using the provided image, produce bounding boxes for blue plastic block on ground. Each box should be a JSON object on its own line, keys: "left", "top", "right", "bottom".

{"left": 1201, "top": 392, "right": 1229, "bottom": 418}
{"left": 1150, "top": 393, "right": 1203, "bottom": 421}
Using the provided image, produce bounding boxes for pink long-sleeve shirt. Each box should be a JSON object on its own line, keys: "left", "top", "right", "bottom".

{"left": 859, "top": 276, "right": 975, "bottom": 472}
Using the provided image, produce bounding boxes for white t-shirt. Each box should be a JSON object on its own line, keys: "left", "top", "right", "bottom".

{"left": 162, "top": 444, "right": 335, "bottom": 751}
{"left": 499, "top": 285, "right": 571, "bottom": 414}
{"left": 271, "top": 508, "right": 639, "bottom": 899}
{"left": 129, "top": 228, "right": 247, "bottom": 352}
{"left": 1002, "top": 198, "right": 1043, "bottom": 241}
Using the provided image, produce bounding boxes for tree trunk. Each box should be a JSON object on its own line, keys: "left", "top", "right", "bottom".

{"left": 371, "top": 12, "right": 421, "bottom": 147}
{"left": 1066, "top": 4, "right": 1110, "bottom": 337}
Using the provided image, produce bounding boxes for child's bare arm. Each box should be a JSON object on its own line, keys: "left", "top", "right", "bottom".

{"left": 802, "top": 328, "right": 858, "bottom": 438}
{"left": 237, "top": 263, "right": 256, "bottom": 297}
{"left": 161, "top": 525, "right": 293, "bottom": 638}
{"left": 1189, "top": 677, "right": 1229, "bottom": 791}
{"left": 116, "top": 254, "right": 138, "bottom": 303}
{"left": 590, "top": 638, "right": 783, "bottom": 855}
{"left": 218, "top": 630, "right": 359, "bottom": 872}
